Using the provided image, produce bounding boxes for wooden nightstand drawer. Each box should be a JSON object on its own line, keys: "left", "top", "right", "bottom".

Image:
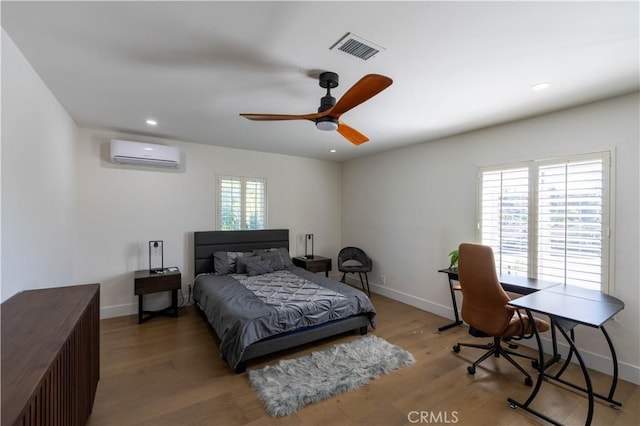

{"left": 292, "top": 256, "right": 332, "bottom": 277}
{"left": 134, "top": 270, "right": 181, "bottom": 295}
{"left": 305, "top": 260, "right": 332, "bottom": 273}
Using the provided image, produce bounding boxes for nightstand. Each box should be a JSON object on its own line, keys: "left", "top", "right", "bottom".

{"left": 292, "top": 256, "right": 332, "bottom": 277}
{"left": 134, "top": 268, "right": 181, "bottom": 324}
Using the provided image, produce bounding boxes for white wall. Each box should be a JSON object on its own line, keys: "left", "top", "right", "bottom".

{"left": 75, "top": 129, "right": 343, "bottom": 317}
{"left": 1, "top": 26, "right": 343, "bottom": 316}
{"left": 342, "top": 93, "right": 640, "bottom": 384}
{"left": 1, "top": 30, "right": 78, "bottom": 302}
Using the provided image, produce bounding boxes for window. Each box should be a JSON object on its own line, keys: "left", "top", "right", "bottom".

{"left": 217, "top": 175, "right": 266, "bottom": 230}
{"left": 478, "top": 152, "right": 611, "bottom": 292}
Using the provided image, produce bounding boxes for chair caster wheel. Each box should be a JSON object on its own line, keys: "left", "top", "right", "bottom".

{"left": 453, "top": 345, "right": 460, "bottom": 353}
{"left": 524, "top": 377, "right": 533, "bottom": 386}
{"left": 531, "top": 360, "right": 539, "bottom": 369}
{"left": 467, "top": 366, "right": 475, "bottom": 375}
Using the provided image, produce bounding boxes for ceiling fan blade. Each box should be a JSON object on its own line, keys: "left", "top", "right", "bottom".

{"left": 239, "top": 112, "right": 324, "bottom": 121}
{"left": 329, "top": 74, "right": 393, "bottom": 118}
{"left": 337, "top": 121, "right": 369, "bottom": 145}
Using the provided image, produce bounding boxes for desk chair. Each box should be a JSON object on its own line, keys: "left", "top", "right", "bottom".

{"left": 453, "top": 243, "right": 550, "bottom": 385}
{"left": 338, "top": 247, "right": 372, "bottom": 296}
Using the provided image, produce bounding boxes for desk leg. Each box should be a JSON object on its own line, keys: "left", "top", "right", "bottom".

{"left": 601, "top": 326, "right": 621, "bottom": 408}
{"left": 138, "top": 295, "right": 143, "bottom": 324}
{"left": 543, "top": 321, "right": 562, "bottom": 369}
{"left": 438, "top": 275, "right": 463, "bottom": 332}
{"left": 554, "top": 321, "right": 595, "bottom": 426}
{"left": 508, "top": 310, "right": 563, "bottom": 426}
{"left": 547, "top": 324, "right": 622, "bottom": 409}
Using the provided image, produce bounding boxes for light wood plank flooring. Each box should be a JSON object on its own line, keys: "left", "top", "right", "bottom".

{"left": 87, "top": 294, "right": 639, "bottom": 425}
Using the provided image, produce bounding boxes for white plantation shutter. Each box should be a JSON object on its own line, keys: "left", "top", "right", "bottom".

{"left": 219, "top": 177, "right": 242, "bottom": 230}
{"left": 480, "top": 167, "right": 529, "bottom": 276}
{"left": 479, "top": 152, "right": 610, "bottom": 292}
{"left": 244, "top": 178, "right": 266, "bottom": 230}
{"left": 537, "top": 155, "right": 608, "bottom": 290}
{"left": 218, "top": 175, "right": 266, "bottom": 230}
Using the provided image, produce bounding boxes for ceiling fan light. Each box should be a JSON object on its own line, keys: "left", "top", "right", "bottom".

{"left": 316, "top": 117, "right": 339, "bottom": 131}
{"left": 531, "top": 82, "right": 550, "bottom": 91}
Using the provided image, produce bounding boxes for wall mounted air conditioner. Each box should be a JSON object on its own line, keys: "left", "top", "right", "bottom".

{"left": 110, "top": 139, "right": 180, "bottom": 168}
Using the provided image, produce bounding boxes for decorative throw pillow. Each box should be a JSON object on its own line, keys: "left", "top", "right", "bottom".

{"left": 262, "top": 250, "right": 285, "bottom": 271}
{"left": 213, "top": 251, "right": 251, "bottom": 275}
{"left": 245, "top": 256, "right": 274, "bottom": 276}
{"left": 276, "top": 247, "right": 294, "bottom": 268}
{"left": 236, "top": 253, "right": 256, "bottom": 274}
{"left": 253, "top": 247, "right": 294, "bottom": 268}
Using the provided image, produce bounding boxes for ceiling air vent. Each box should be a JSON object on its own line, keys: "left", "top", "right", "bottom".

{"left": 330, "top": 33, "right": 384, "bottom": 61}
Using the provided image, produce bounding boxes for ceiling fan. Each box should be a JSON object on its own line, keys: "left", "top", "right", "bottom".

{"left": 239, "top": 72, "right": 392, "bottom": 145}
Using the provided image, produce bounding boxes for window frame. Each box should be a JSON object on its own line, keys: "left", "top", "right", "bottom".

{"left": 476, "top": 151, "right": 614, "bottom": 294}
{"left": 216, "top": 174, "right": 267, "bottom": 231}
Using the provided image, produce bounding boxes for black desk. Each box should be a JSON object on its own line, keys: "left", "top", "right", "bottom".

{"left": 507, "top": 286, "right": 624, "bottom": 426}
{"left": 437, "top": 268, "right": 560, "bottom": 332}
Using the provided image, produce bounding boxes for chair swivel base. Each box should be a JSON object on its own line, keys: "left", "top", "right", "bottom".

{"left": 453, "top": 337, "right": 535, "bottom": 386}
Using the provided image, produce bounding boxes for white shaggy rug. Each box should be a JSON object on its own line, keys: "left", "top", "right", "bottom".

{"left": 247, "top": 335, "right": 415, "bottom": 417}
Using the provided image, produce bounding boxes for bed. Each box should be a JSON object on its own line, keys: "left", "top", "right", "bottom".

{"left": 193, "top": 229, "right": 377, "bottom": 373}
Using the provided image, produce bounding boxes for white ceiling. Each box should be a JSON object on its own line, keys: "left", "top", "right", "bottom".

{"left": 2, "top": 1, "right": 638, "bottom": 162}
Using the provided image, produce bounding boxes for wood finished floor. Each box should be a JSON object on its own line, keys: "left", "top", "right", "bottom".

{"left": 87, "top": 294, "right": 639, "bottom": 426}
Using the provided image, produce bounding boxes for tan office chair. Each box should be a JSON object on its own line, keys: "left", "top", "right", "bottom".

{"left": 453, "top": 243, "right": 550, "bottom": 385}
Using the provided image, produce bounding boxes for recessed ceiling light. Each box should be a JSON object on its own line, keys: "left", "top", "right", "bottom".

{"left": 531, "top": 82, "right": 550, "bottom": 91}
{"left": 329, "top": 149, "right": 337, "bottom": 153}
{"left": 146, "top": 119, "right": 158, "bottom": 126}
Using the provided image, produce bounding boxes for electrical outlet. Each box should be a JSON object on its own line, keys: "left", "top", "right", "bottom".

{"left": 381, "top": 275, "right": 386, "bottom": 285}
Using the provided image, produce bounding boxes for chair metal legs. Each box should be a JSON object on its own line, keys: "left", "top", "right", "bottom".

{"left": 340, "top": 272, "right": 371, "bottom": 296}
{"left": 453, "top": 337, "right": 536, "bottom": 386}
{"left": 358, "top": 272, "right": 371, "bottom": 296}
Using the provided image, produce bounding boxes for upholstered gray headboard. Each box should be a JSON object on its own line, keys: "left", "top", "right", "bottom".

{"left": 193, "top": 229, "right": 289, "bottom": 277}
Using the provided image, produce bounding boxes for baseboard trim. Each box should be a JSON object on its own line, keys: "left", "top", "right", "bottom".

{"left": 100, "top": 303, "right": 136, "bottom": 319}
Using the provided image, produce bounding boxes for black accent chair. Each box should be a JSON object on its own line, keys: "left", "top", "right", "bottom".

{"left": 338, "top": 247, "right": 372, "bottom": 296}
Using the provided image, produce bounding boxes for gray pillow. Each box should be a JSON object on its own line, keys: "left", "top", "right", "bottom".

{"left": 213, "top": 251, "right": 251, "bottom": 275}
{"left": 245, "top": 256, "right": 274, "bottom": 276}
{"left": 262, "top": 250, "right": 285, "bottom": 271}
{"left": 276, "top": 247, "right": 294, "bottom": 268}
{"left": 253, "top": 247, "right": 294, "bottom": 268}
{"left": 236, "top": 254, "right": 257, "bottom": 274}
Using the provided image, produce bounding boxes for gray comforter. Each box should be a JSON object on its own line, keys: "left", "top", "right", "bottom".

{"left": 193, "top": 266, "right": 377, "bottom": 370}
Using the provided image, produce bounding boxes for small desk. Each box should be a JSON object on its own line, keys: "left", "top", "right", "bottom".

{"left": 134, "top": 268, "right": 181, "bottom": 324}
{"left": 292, "top": 256, "right": 332, "bottom": 277}
{"left": 507, "top": 286, "right": 624, "bottom": 426}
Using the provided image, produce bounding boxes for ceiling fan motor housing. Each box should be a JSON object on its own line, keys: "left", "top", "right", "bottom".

{"left": 318, "top": 95, "right": 336, "bottom": 112}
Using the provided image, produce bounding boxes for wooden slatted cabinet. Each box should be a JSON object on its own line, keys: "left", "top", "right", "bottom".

{"left": 1, "top": 284, "right": 100, "bottom": 426}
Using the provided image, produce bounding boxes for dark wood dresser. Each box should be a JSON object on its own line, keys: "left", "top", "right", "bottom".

{"left": 1, "top": 283, "right": 100, "bottom": 426}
